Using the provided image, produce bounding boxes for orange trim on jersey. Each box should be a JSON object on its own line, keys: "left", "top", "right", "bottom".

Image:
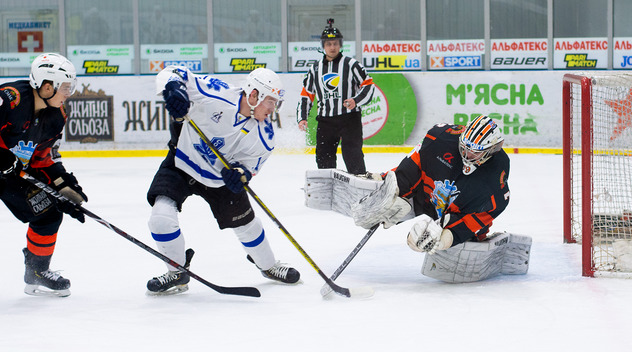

{"left": 425, "top": 133, "right": 436, "bottom": 141}
{"left": 360, "top": 78, "right": 374, "bottom": 86}
{"left": 300, "top": 87, "right": 315, "bottom": 102}
{"left": 489, "top": 195, "right": 497, "bottom": 212}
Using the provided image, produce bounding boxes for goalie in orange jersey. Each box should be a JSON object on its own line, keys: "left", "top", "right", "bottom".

{"left": 351, "top": 115, "right": 531, "bottom": 283}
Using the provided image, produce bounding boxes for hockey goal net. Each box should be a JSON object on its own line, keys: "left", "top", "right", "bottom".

{"left": 563, "top": 73, "right": 632, "bottom": 277}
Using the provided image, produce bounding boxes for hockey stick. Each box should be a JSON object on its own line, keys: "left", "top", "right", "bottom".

{"left": 185, "top": 116, "right": 372, "bottom": 298}
{"left": 20, "top": 171, "right": 261, "bottom": 298}
{"left": 320, "top": 224, "right": 379, "bottom": 297}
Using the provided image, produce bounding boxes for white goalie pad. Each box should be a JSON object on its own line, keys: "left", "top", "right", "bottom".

{"left": 304, "top": 169, "right": 383, "bottom": 217}
{"left": 421, "top": 232, "right": 532, "bottom": 283}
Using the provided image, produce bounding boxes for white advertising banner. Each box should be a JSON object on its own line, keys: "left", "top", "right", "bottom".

{"left": 141, "top": 44, "right": 208, "bottom": 73}
{"left": 362, "top": 40, "right": 422, "bottom": 70}
{"left": 0, "top": 53, "right": 38, "bottom": 68}
{"left": 553, "top": 38, "right": 608, "bottom": 69}
{"left": 427, "top": 39, "right": 484, "bottom": 70}
{"left": 287, "top": 41, "right": 356, "bottom": 72}
{"left": 67, "top": 45, "right": 135, "bottom": 74}
{"left": 613, "top": 37, "right": 632, "bottom": 69}
{"left": 491, "top": 39, "right": 548, "bottom": 70}
{"left": 214, "top": 42, "right": 281, "bottom": 72}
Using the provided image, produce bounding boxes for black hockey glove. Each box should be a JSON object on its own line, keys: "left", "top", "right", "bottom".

{"left": 163, "top": 81, "right": 190, "bottom": 122}
{"left": 55, "top": 197, "right": 85, "bottom": 223}
{"left": 0, "top": 148, "right": 22, "bottom": 179}
{"left": 221, "top": 163, "right": 252, "bottom": 193}
{"left": 53, "top": 172, "right": 88, "bottom": 205}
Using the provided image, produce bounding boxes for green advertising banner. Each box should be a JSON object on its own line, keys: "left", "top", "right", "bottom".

{"left": 305, "top": 73, "right": 418, "bottom": 145}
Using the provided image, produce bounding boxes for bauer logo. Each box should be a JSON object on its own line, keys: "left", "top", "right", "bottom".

{"left": 64, "top": 85, "right": 114, "bottom": 143}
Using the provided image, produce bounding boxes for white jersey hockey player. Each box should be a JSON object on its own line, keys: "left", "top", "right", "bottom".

{"left": 145, "top": 66, "right": 300, "bottom": 295}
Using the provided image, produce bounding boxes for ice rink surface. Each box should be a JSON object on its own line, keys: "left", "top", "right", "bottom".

{"left": 1, "top": 153, "right": 630, "bottom": 351}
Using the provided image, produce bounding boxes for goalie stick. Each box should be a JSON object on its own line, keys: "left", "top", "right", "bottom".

{"left": 20, "top": 171, "right": 261, "bottom": 298}
{"left": 320, "top": 224, "right": 379, "bottom": 297}
{"left": 186, "top": 116, "right": 373, "bottom": 299}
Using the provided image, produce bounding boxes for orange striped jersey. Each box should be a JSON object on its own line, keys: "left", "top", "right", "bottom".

{"left": 393, "top": 123, "right": 510, "bottom": 246}
{"left": 0, "top": 80, "right": 69, "bottom": 183}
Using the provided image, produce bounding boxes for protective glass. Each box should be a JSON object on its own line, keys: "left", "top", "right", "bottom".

{"left": 58, "top": 81, "right": 77, "bottom": 97}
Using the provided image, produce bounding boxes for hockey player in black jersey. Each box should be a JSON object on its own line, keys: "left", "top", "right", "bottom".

{"left": 0, "top": 53, "right": 87, "bottom": 297}
{"left": 352, "top": 115, "right": 531, "bottom": 282}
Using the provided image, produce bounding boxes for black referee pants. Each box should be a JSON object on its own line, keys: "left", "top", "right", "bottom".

{"left": 315, "top": 111, "right": 366, "bottom": 174}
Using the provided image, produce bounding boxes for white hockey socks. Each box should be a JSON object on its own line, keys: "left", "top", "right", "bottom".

{"left": 234, "top": 218, "right": 276, "bottom": 271}
{"left": 149, "top": 196, "right": 186, "bottom": 271}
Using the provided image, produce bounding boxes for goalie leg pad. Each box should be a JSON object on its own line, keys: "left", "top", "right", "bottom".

{"left": 421, "top": 232, "right": 532, "bottom": 283}
{"left": 351, "top": 171, "right": 412, "bottom": 229}
{"left": 304, "top": 169, "right": 334, "bottom": 211}
{"left": 305, "top": 169, "right": 383, "bottom": 217}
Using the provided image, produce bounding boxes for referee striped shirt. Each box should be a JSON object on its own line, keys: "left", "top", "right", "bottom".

{"left": 297, "top": 53, "right": 375, "bottom": 122}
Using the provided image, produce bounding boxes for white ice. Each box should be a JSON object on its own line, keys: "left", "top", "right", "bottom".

{"left": 1, "top": 153, "right": 630, "bottom": 351}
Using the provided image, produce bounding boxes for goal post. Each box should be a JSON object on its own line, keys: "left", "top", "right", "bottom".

{"left": 562, "top": 73, "right": 632, "bottom": 278}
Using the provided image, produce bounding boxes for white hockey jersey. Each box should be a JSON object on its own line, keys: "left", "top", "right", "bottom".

{"left": 156, "top": 66, "right": 275, "bottom": 188}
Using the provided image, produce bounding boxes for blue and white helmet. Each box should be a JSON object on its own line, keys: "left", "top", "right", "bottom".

{"left": 458, "top": 115, "right": 504, "bottom": 175}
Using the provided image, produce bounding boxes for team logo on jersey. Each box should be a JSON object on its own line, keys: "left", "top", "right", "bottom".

{"left": 323, "top": 73, "right": 340, "bottom": 91}
{"left": 263, "top": 119, "right": 274, "bottom": 139}
{"left": 432, "top": 179, "right": 460, "bottom": 218}
{"left": 194, "top": 137, "right": 224, "bottom": 166}
{"left": 500, "top": 170, "right": 507, "bottom": 189}
{"left": 1, "top": 86, "right": 20, "bottom": 109}
{"left": 447, "top": 125, "right": 465, "bottom": 135}
{"left": 204, "top": 77, "right": 229, "bottom": 91}
{"left": 436, "top": 153, "right": 454, "bottom": 169}
{"left": 11, "top": 140, "right": 36, "bottom": 167}
{"left": 211, "top": 111, "right": 223, "bottom": 123}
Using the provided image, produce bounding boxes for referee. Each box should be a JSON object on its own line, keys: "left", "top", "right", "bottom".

{"left": 297, "top": 18, "right": 375, "bottom": 175}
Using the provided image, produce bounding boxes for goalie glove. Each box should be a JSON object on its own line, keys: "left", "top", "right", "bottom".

{"left": 351, "top": 171, "right": 411, "bottom": 229}
{"left": 407, "top": 214, "right": 453, "bottom": 254}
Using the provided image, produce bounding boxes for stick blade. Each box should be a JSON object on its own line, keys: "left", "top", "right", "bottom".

{"left": 320, "top": 283, "right": 374, "bottom": 299}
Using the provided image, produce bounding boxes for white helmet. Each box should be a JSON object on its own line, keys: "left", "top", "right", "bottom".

{"left": 29, "top": 53, "right": 77, "bottom": 96}
{"left": 243, "top": 68, "right": 285, "bottom": 111}
{"left": 458, "top": 115, "right": 504, "bottom": 175}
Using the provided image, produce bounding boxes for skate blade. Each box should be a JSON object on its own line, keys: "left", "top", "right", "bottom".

{"left": 146, "top": 284, "right": 189, "bottom": 296}
{"left": 24, "top": 284, "right": 71, "bottom": 297}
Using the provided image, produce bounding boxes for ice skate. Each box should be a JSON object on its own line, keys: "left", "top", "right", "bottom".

{"left": 22, "top": 248, "right": 71, "bottom": 297}
{"left": 24, "top": 268, "right": 71, "bottom": 297}
{"left": 247, "top": 255, "right": 300, "bottom": 284}
{"left": 146, "top": 248, "right": 194, "bottom": 296}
